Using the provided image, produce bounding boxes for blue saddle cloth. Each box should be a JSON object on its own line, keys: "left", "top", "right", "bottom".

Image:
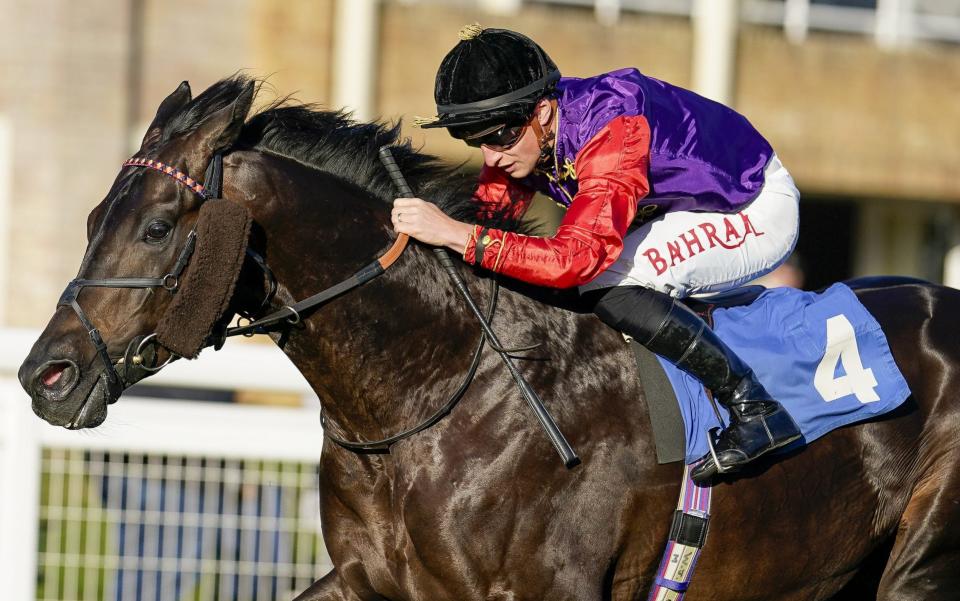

{"left": 658, "top": 283, "right": 912, "bottom": 464}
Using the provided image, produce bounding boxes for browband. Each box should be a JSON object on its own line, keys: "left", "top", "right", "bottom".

{"left": 123, "top": 157, "right": 212, "bottom": 200}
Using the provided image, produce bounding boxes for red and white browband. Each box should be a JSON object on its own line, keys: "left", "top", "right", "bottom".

{"left": 122, "top": 157, "right": 211, "bottom": 200}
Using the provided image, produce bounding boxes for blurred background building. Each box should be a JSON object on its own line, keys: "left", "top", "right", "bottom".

{"left": 0, "top": 1, "right": 957, "bottom": 600}
{"left": 0, "top": 0, "right": 958, "bottom": 330}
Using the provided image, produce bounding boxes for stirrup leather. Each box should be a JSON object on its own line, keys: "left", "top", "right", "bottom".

{"left": 705, "top": 427, "right": 732, "bottom": 474}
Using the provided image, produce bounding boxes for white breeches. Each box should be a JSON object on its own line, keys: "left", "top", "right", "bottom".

{"left": 580, "top": 154, "right": 800, "bottom": 298}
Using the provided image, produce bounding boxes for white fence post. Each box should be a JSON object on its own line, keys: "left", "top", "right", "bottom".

{"left": 784, "top": 0, "right": 811, "bottom": 43}
{"left": 478, "top": 0, "right": 522, "bottom": 15}
{"left": 876, "top": 0, "right": 916, "bottom": 47}
{"left": 692, "top": 0, "right": 739, "bottom": 105}
{"left": 0, "top": 378, "right": 41, "bottom": 601}
{"left": 595, "top": 0, "right": 622, "bottom": 26}
{"left": 0, "top": 115, "right": 12, "bottom": 325}
{"left": 332, "top": 0, "right": 381, "bottom": 121}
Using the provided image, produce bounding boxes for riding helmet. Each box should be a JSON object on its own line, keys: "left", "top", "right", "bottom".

{"left": 419, "top": 25, "right": 560, "bottom": 135}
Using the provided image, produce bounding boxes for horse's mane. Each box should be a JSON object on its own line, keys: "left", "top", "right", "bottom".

{"left": 161, "top": 74, "right": 511, "bottom": 228}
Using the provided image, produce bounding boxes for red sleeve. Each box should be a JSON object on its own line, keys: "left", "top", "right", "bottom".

{"left": 462, "top": 115, "right": 651, "bottom": 288}
{"left": 472, "top": 164, "right": 535, "bottom": 223}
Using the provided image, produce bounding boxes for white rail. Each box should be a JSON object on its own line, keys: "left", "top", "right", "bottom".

{"left": 0, "top": 329, "right": 328, "bottom": 601}
{"left": 516, "top": 0, "right": 960, "bottom": 44}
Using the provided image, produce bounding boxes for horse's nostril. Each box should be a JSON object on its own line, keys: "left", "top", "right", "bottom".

{"left": 41, "top": 364, "right": 67, "bottom": 387}
{"left": 35, "top": 360, "right": 78, "bottom": 396}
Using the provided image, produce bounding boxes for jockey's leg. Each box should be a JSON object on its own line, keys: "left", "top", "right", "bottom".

{"left": 589, "top": 286, "right": 801, "bottom": 482}
{"left": 581, "top": 155, "right": 803, "bottom": 482}
{"left": 583, "top": 154, "right": 800, "bottom": 298}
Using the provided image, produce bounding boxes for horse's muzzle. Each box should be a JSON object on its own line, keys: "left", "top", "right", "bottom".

{"left": 19, "top": 350, "right": 114, "bottom": 429}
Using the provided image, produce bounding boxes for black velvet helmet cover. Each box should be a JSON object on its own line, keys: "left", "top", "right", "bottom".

{"left": 156, "top": 199, "right": 252, "bottom": 359}
{"left": 424, "top": 27, "right": 560, "bottom": 131}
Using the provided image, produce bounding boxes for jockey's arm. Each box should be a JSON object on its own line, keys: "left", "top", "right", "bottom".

{"left": 463, "top": 115, "right": 652, "bottom": 288}
{"left": 389, "top": 163, "right": 536, "bottom": 252}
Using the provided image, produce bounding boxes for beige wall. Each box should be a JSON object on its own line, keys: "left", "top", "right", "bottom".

{"left": 1, "top": 0, "right": 132, "bottom": 327}
{"left": 0, "top": 0, "right": 334, "bottom": 327}
{"left": 739, "top": 25, "right": 960, "bottom": 202}
{"left": 1, "top": 0, "right": 958, "bottom": 326}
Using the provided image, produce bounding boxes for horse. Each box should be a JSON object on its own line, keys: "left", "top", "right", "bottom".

{"left": 18, "top": 75, "right": 960, "bottom": 600}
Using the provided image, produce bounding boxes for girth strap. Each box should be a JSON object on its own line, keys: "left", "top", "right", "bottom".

{"left": 647, "top": 464, "right": 713, "bottom": 601}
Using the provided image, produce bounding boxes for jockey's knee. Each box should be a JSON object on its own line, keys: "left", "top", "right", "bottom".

{"left": 586, "top": 285, "right": 674, "bottom": 342}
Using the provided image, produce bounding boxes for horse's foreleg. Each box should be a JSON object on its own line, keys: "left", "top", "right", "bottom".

{"left": 293, "top": 569, "right": 365, "bottom": 601}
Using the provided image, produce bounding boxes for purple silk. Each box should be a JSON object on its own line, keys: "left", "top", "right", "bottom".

{"left": 525, "top": 68, "right": 773, "bottom": 214}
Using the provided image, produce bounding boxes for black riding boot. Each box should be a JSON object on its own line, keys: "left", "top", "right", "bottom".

{"left": 590, "top": 286, "right": 801, "bottom": 483}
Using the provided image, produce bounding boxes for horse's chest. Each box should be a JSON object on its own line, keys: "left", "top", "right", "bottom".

{"left": 328, "top": 459, "right": 540, "bottom": 599}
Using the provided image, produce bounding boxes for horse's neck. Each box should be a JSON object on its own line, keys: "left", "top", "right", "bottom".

{"left": 230, "top": 152, "right": 488, "bottom": 441}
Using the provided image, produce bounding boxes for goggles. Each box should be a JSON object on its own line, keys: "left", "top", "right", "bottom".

{"left": 455, "top": 118, "right": 530, "bottom": 151}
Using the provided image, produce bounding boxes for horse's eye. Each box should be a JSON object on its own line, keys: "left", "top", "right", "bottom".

{"left": 145, "top": 220, "right": 172, "bottom": 242}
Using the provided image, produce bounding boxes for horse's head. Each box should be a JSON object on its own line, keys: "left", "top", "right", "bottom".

{"left": 19, "top": 79, "right": 257, "bottom": 428}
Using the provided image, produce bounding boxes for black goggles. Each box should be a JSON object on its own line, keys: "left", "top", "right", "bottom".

{"left": 455, "top": 120, "right": 529, "bottom": 151}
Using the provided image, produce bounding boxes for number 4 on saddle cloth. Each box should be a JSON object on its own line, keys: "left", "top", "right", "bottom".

{"left": 637, "top": 282, "right": 912, "bottom": 465}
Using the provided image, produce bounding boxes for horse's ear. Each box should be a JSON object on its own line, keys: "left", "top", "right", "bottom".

{"left": 140, "top": 81, "right": 192, "bottom": 150}
{"left": 192, "top": 80, "right": 256, "bottom": 158}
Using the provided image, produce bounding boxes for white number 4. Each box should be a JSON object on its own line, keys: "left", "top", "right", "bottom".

{"left": 814, "top": 314, "right": 880, "bottom": 404}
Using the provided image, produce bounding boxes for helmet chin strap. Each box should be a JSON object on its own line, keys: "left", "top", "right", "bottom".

{"left": 531, "top": 99, "right": 558, "bottom": 164}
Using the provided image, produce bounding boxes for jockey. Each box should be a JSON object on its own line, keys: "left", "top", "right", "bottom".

{"left": 392, "top": 25, "right": 801, "bottom": 483}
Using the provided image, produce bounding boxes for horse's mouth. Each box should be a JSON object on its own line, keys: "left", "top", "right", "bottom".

{"left": 65, "top": 374, "right": 112, "bottom": 429}
{"left": 30, "top": 364, "right": 116, "bottom": 430}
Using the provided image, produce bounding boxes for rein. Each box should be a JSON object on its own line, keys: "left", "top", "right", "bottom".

{"left": 321, "top": 279, "right": 496, "bottom": 453}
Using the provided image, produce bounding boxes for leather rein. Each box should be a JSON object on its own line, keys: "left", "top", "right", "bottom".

{"left": 63, "top": 149, "right": 495, "bottom": 453}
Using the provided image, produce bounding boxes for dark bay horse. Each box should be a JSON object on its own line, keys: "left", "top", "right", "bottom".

{"left": 18, "top": 76, "right": 960, "bottom": 600}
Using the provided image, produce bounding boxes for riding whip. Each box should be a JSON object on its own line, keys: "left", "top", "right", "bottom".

{"left": 378, "top": 146, "right": 581, "bottom": 469}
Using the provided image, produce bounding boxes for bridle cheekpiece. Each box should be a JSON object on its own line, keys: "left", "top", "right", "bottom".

{"left": 57, "top": 154, "right": 224, "bottom": 401}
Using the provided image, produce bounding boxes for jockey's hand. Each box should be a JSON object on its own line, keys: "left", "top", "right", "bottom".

{"left": 392, "top": 198, "right": 473, "bottom": 255}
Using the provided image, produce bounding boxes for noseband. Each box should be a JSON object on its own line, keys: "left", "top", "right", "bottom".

{"left": 57, "top": 154, "right": 225, "bottom": 398}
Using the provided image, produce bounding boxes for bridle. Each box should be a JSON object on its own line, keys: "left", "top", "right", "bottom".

{"left": 57, "top": 154, "right": 228, "bottom": 400}
{"left": 58, "top": 150, "right": 411, "bottom": 396}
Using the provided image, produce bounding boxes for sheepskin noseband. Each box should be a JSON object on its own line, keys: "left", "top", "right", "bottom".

{"left": 156, "top": 199, "right": 252, "bottom": 358}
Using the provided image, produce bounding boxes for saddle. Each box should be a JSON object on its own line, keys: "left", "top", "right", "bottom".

{"left": 634, "top": 281, "right": 913, "bottom": 465}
